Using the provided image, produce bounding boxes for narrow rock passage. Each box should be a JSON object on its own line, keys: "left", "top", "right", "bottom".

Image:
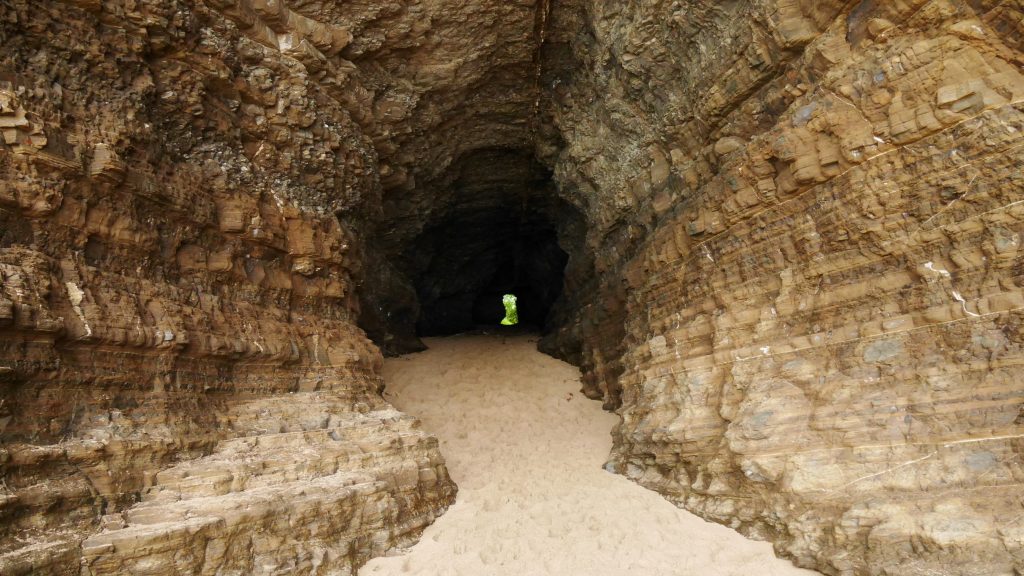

{"left": 362, "top": 335, "right": 818, "bottom": 576}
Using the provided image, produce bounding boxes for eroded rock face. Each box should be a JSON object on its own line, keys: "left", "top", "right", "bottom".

{"left": 3, "top": 0, "right": 1024, "bottom": 575}
{"left": 0, "top": 1, "right": 455, "bottom": 573}
{"left": 541, "top": 1, "right": 1024, "bottom": 574}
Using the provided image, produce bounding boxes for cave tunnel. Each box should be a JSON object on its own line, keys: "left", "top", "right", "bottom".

{"left": 354, "top": 141, "right": 592, "bottom": 358}
{"left": 395, "top": 148, "right": 572, "bottom": 338}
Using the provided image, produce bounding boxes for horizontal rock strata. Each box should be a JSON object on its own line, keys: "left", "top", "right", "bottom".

{"left": 3, "top": 0, "right": 1024, "bottom": 575}
{"left": 541, "top": 1, "right": 1024, "bottom": 574}
{"left": 0, "top": 0, "right": 459, "bottom": 573}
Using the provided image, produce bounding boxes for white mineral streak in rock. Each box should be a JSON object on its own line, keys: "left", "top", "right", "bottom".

{"left": 65, "top": 281, "right": 92, "bottom": 338}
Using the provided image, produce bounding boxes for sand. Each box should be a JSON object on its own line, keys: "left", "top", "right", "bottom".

{"left": 361, "top": 334, "right": 819, "bottom": 576}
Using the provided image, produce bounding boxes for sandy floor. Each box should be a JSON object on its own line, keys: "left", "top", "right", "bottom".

{"left": 361, "top": 334, "right": 818, "bottom": 576}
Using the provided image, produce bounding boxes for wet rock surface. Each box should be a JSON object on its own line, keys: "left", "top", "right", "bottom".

{"left": 1, "top": 0, "right": 1023, "bottom": 575}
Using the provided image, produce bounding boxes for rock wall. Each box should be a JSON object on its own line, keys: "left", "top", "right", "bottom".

{"left": 5, "top": 0, "right": 1024, "bottom": 574}
{"left": 542, "top": 1, "right": 1024, "bottom": 574}
{"left": 0, "top": 1, "right": 456, "bottom": 573}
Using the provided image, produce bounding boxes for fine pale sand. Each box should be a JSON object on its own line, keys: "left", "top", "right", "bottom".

{"left": 361, "top": 334, "right": 819, "bottom": 576}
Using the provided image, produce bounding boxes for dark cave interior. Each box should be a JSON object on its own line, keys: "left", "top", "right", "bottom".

{"left": 399, "top": 149, "right": 570, "bottom": 337}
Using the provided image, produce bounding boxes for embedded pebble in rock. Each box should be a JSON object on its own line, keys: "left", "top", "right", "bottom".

{"left": 362, "top": 335, "right": 818, "bottom": 576}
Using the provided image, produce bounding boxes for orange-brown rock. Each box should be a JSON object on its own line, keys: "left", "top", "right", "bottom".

{"left": 541, "top": 1, "right": 1024, "bottom": 574}
{"left": 0, "top": 1, "right": 456, "bottom": 573}
{"left": 3, "top": 0, "right": 1024, "bottom": 575}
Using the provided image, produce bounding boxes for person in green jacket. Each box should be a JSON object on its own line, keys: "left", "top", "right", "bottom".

{"left": 501, "top": 294, "right": 518, "bottom": 326}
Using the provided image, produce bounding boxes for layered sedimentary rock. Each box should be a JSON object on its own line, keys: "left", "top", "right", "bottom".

{"left": 541, "top": 1, "right": 1024, "bottom": 574}
{"left": 0, "top": 1, "right": 457, "bottom": 573}
{"left": 4, "top": 0, "right": 1024, "bottom": 575}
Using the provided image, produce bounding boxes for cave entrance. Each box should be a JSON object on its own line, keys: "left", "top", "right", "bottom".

{"left": 358, "top": 147, "right": 587, "bottom": 354}
{"left": 393, "top": 148, "right": 569, "bottom": 338}
{"left": 414, "top": 208, "right": 569, "bottom": 337}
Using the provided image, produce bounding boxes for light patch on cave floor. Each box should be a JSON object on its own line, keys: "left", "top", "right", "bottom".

{"left": 361, "top": 335, "right": 818, "bottom": 576}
